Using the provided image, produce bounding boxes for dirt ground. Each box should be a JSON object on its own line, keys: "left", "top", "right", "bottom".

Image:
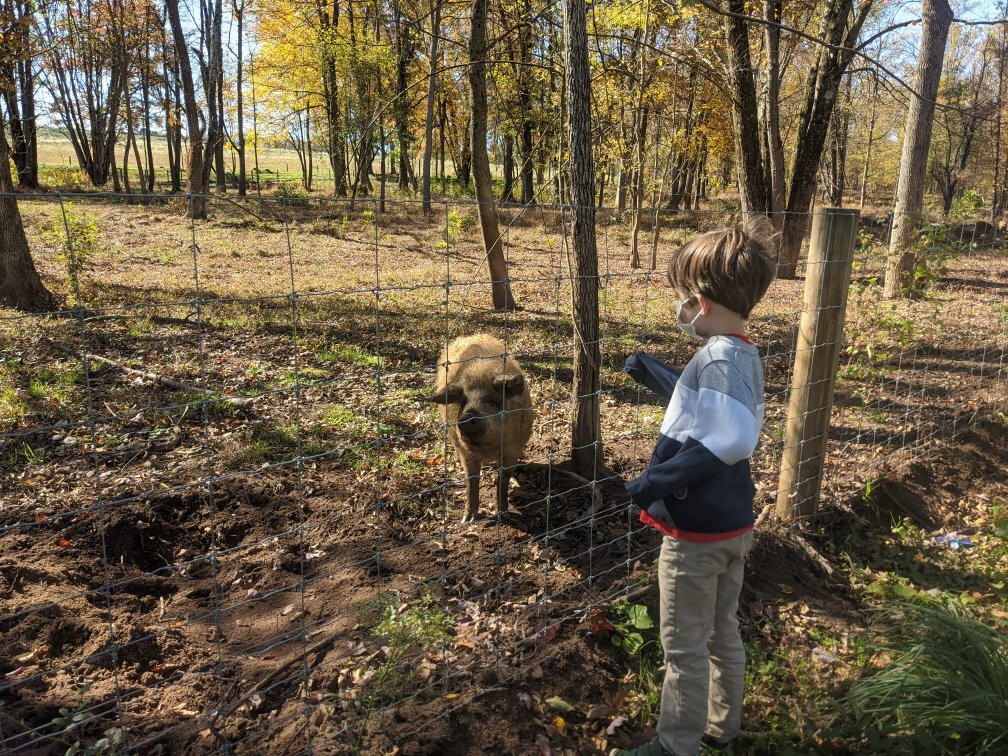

{"left": 1, "top": 196, "right": 1006, "bottom": 753}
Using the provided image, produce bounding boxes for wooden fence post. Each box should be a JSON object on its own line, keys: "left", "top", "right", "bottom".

{"left": 776, "top": 207, "right": 859, "bottom": 522}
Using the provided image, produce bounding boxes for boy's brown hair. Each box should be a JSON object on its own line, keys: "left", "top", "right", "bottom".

{"left": 666, "top": 220, "right": 776, "bottom": 318}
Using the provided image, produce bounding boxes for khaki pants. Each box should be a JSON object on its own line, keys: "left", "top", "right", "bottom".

{"left": 656, "top": 529, "right": 754, "bottom": 756}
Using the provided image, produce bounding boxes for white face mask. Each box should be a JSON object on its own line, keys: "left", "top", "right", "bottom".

{"left": 675, "top": 298, "right": 703, "bottom": 339}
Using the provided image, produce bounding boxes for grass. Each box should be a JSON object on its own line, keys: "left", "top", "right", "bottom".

{"left": 316, "top": 343, "right": 381, "bottom": 368}
{"left": 826, "top": 600, "right": 1008, "bottom": 753}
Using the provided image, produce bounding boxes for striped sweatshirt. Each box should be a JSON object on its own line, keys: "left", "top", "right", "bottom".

{"left": 625, "top": 335, "right": 765, "bottom": 541}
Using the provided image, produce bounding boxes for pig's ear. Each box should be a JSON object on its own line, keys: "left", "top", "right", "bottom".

{"left": 425, "top": 383, "right": 464, "bottom": 405}
{"left": 494, "top": 373, "right": 525, "bottom": 398}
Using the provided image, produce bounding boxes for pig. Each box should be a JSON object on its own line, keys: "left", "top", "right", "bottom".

{"left": 426, "top": 334, "right": 533, "bottom": 522}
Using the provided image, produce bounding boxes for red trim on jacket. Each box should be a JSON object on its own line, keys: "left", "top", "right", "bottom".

{"left": 724, "top": 333, "right": 755, "bottom": 345}
{"left": 639, "top": 509, "right": 754, "bottom": 542}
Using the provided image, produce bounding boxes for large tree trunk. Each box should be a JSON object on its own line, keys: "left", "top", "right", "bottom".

{"left": 860, "top": 67, "right": 879, "bottom": 208}
{"left": 723, "top": 0, "right": 768, "bottom": 217}
{"left": 773, "top": 0, "right": 872, "bottom": 277}
{"left": 500, "top": 135, "right": 515, "bottom": 203}
{"left": 421, "top": 0, "right": 442, "bottom": 211}
{"left": 0, "top": 0, "right": 39, "bottom": 190}
{"left": 0, "top": 121, "right": 53, "bottom": 311}
{"left": 235, "top": 0, "right": 247, "bottom": 196}
{"left": 468, "top": 0, "right": 516, "bottom": 311}
{"left": 763, "top": 0, "right": 785, "bottom": 219}
{"left": 564, "top": 0, "right": 601, "bottom": 476}
{"left": 166, "top": 0, "right": 208, "bottom": 218}
{"left": 884, "top": 0, "right": 954, "bottom": 298}
{"left": 394, "top": 4, "right": 414, "bottom": 191}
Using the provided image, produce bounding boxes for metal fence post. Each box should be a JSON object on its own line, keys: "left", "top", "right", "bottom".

{"left": 776, "top": 207, "right": 859, "bottom": 522}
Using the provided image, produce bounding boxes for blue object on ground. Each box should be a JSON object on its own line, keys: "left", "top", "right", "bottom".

{"left": 624, "top": 352, "right": 681, "bottom": 402}
{"left": 934, "top": 533, "right": 975, "bottom": 550}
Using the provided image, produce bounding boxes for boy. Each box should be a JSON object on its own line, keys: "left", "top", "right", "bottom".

{"left": 612, "top": 224, "right": 775, "bottom": 756}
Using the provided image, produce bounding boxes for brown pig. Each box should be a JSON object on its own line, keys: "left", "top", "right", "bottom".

{"left": 426, "top": 334, "right": 533, "bottom": 522}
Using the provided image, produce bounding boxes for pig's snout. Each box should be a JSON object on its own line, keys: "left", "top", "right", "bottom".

{"left": 458, "top": 412, "right": 485, "bottom": 440}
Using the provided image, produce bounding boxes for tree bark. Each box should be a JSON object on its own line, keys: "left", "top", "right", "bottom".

{"left": 860, "top": 67, "right": 879, "bottom": 208}
{"left": 468, "top": 0, "right": 516, "bottom": 311}
{"left": 764, "top": 0, "right": 785, "bottom": 219}
{"left": 235, "top": 0, "right": 247, "bottom": 196}
{"left": 0, "top": 119, "right": 53, "bottom": 311}
{"left": 884, "top": 0, "right": 954, "bottom": 298}
{"left": 723, "top": 0, "right": 768, "bottom": 217}
{"left": 0, "top": 0, "right": 39, "bottom": 188}
{"left": 564, "top": 0, "right": 601, "bottom": 476}
{"left": 421, "top": 0, "right": 442, "bottom": 211}
{"left": 773, "top": 0, "right": 872, "bottom": 277}
{"left": 166, "top": 0, "right": 209, "bottom": 218}
{"left": 500, "top": 135, "right": 515, "bottom": 203}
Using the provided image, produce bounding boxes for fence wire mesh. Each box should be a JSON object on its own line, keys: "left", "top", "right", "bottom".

{"left": 1, "top": 192, "right": 1006, "bottom": 753}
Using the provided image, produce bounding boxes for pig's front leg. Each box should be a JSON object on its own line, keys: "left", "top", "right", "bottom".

{"left": 496, "top": 455, "right": 519, "bottom": 515}
{"left": 459, "top": 451, "right": 481, "bottom": 523}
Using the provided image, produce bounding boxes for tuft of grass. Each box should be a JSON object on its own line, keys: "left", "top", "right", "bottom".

{"left": 1, "top": 382, "right": 27, "bottom": 431}
{"left": 827, "top": 600, "right": 1008, "bottom": 752}
{"left": 27, "top": 364, "right": 81, "bottom": 408}
{"left": 315, "top": 342, "right": 381, "bottom": 368}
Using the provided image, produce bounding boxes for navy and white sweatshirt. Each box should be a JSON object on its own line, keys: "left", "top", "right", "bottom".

{"left": 625, "top": 335, "right": 765, "bottom": 541}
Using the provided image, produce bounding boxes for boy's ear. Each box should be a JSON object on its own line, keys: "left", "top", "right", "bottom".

{"left": 696, "top": 293, "right": 712, "bottom": 315}
{"left": 425, "top": 383, "right": 464, "bottom": 405}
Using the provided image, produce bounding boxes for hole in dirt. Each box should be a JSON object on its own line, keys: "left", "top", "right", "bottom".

{"left": 104, "top": 519, "right": 177, "bottom": 573}
{"left": 47, "top": 619, "right": 93, "bottom": 654}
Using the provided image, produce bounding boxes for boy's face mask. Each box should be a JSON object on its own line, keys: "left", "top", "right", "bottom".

{"left": 675, "top": 297, "right": 703, "bottom": 339}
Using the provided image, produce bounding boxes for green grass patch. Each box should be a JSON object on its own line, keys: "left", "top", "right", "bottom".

{"left": 316, "top": 342, "right": 380, "bottom": 368}
{"left": 826, "top": 600, "right": 1008, "bottom": 752}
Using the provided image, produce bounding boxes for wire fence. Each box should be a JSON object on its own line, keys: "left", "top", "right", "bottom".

{"left": 0, "top": 192, "right": 1006, "bottom": 752}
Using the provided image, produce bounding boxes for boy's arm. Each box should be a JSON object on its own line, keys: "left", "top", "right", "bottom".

{"left": 624, "top": 352, "right": 681, "bottom": 403}
{"left": 625, "top": 360, "right": 760, "bottom": 507}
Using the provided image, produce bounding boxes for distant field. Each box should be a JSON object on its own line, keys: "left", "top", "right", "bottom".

{"left": 34, "top": 132, "right": 481, "bottom": 189}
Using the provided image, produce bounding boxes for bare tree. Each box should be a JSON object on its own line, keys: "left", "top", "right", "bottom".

{"left": 233, "top": 0, "right": 248, "bottom": 196}
{"left": 42, "top": 0, "right": 128, "bottom": 187}
{"left": 564, "top": 0, "right": 601, "bottom": 475}
{"left": 883, "top": 0, "right": 954, "bottom": 298}
{"left": 468, "top": 0, "right": 516, "bottom": 311}
{"left": 421, "top": 0, "right": 443, "bottom": 211}
{"left": 165, "top": 0, "right": 221, "bottom": 218}
{"left": 0, "top": 0, "right": 39, "bottom": 188}
{"left": 0, "top": 111, "right": 53, "bottom": 311}
{"left": 929, "top": 32, "right": 991, "bottom": 217}
{"left": 720, "top": 0, "right": 871, "bottom": 277}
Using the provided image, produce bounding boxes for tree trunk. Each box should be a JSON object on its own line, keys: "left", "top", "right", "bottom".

{"left": 764, "top": 0, "right": 785, "bottom": 219}
{"left": 235, "top": 0, "right": 247, "bottom": 196}
{"left": 629, "top": 107, "right": 648, "bottom": 268}
{"left": 1, "top": 0, "right": 39, "bottom": 190}
{"left": 723, "top": 0, "right": 768, "bottom": 216}
{"left": 215, "top": 56, "right": 226, "bottom": 192}
{"left": 860, "top": 68, "right": 879, "bottom": 208}
{"left": 421, "top": 0, "right": 442, "bottom": 211}
{"left": 564, "top": 0, "right": 602, "bottom": 476}
{"left": 772, "top": 0, "right": 872, "bottom": 277}
{"left": 0, "top": 121, "right": 53, "bottom": 311}
{"left": 166, "top": 0, "right": 208, "bottom": 218}
{"left": 468, "top": 0, "right": 516, "bottom": 311}
{"left": 992, "top": 31, "right": 1005, "bottom": 219}
{"left": 501, "top": 135, "right": 516, "bottom": 203}
{"left": 884, "top": 0, "right": 954, "bottom": 298}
